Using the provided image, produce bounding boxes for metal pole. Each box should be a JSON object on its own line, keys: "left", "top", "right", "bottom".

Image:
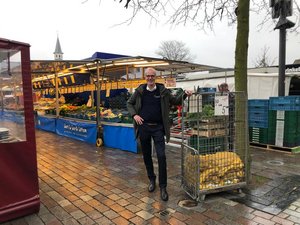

{"left": 278, "top": 28, "right": 286, "bottom": 96}
{"left": 96, "top": 61, "right": 100, "bottom": 128}
{"left": 90, "top": 76, "right": 94, "bottom": 107}
{"left": 0, "top": 88, "right": 4, "bottom": 112}
{"left": 272, "top": 0, "right": 294, "bottom": 96}
{"left": 55, "top": 64, "right": 59, "bottom": 118}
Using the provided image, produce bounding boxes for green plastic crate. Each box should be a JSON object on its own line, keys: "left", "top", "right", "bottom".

{"left": 188, "top": 135, "right": 225, "bottom": 154}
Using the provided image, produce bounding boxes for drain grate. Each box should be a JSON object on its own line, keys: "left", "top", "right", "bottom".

{"left": 159, "top": 209, "right": 170, "bottom": 216}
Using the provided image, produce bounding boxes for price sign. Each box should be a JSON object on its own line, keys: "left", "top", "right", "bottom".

{"left": 215, "top": 95, "right": 229, "bottom": 116}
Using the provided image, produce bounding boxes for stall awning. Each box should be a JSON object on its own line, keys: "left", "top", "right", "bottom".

{"left": 31, "top": 55, "right": 220, "bottom": 83}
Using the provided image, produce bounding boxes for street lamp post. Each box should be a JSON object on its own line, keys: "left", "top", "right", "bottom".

{"left": 270, "top": 0, "right": 295, "bottom": 96}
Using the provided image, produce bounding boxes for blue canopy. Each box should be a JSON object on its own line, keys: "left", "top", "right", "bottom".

{"left": 87, "top": 52, "right": 130, "bottom": 60}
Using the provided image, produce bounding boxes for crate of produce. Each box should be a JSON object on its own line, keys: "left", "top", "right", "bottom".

{"left": 181, "top": 92, "right": 248, "bottom": 201}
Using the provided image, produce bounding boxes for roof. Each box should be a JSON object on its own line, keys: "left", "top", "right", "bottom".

{"left": 31, "top": 55, "right": 220, "bottom": 81}
{"left": 53, "top": 37, "right": 63, "bottom": 54}
{"left": 0, "top": 38, "right": 30, "bottom": 48}
{"left": 293, "top": 59, "right": 300, "bottom": 64}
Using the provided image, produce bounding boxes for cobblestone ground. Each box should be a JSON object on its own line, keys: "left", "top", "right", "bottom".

{"left": 2, "top": 130, "right": 300, "bottom": 225}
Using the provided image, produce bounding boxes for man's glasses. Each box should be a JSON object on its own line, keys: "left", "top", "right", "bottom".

{"left": 146, "top": 75, "right": 155, "bottom": 78}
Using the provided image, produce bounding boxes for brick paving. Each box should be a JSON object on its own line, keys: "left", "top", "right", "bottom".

{"left": 2, "top": 130, "right": 300, "bottom": 225}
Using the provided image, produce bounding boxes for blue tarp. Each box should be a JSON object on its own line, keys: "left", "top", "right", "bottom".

{"left": 36, "top": 116, "right": 56, "bottom": 133}
{"left": 56, "top": 118, "right": 97, "bottom": 144}
{"left": 0, "top": 110, "right": 25, "bottom": 124}
{"left": 103, "top": 124, "right": 137, "bottom": 153}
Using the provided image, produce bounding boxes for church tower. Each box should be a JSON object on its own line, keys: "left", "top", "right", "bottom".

{"left": 54, "top": 36, "right": 63, "bottom": 60}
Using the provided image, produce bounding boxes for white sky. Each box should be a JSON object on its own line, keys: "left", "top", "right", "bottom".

{"left": 1, "top": 0, "right": 299, "bottom": 68}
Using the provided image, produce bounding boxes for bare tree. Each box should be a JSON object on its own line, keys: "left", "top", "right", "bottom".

{"left": 155, "top": 40, "right": 195, "bottom": 61}
{"left": 118, "top": 0, "right": 131, "bottom": 9}
{"left": 116, "top": 0, "right": 299, "bottom": 32}
{"left": 116, "top": 0, "right": 238, "bottom": 29}
{"left": 254, "top": 46, "right": 276, "bottom": 67}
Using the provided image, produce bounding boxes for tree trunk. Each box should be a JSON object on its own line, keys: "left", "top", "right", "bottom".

{"left": 234, "top": 0, "right": 251, "bottom": 184}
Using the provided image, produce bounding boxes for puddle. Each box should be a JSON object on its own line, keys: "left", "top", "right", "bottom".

{"left": 223, "top": 175, "right": 300, "bottom": 215}
{"left": 266, "top": 160, "right": 284, "bottom": 166}
{"left": 178, "top": 199, "right": 198, "bottom": 208}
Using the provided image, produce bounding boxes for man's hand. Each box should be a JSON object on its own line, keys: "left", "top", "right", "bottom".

{"left": 185, "top": 90, "right": 193, "bottom": 97}
{"left": 133, "top": 115, "right": 144, "bottom": 125}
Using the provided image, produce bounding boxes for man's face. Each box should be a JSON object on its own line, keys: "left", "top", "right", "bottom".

{"left": 222, "top": 85, "right": 229, "bottom": 92}
{"left": 145, "top": 70, "right": 156, "bottom": 86}
{"left": 219, "top": 84, "right": 229, "bottom": 92}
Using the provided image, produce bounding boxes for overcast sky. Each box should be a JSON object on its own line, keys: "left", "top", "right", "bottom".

{"left": 1, "top": 0, "right": 299, "bottom": 68}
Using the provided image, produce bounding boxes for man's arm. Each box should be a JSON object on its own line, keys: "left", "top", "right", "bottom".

{"left": 169, "top": 90, "right": 193, "bottom": 106}
{"left": 127, "top": 91, "right": 145, "bottom": 125}
{"left": 127, "top": 91, "right": 138, "bottom": 117}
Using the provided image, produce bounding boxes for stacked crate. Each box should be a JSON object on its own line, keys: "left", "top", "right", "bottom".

{"left": 248, "top": 99, "right": 270, "bottom": 144}
{"left": 108, "top": 94, "right": 127, "bottom": 109}
{"left": 197, "top": 87, "right": 216, "bottom": 106}
{"left": 267, "top": 110, "right": 277, "bottom": 144}
{"left": 269, "top": 96, "right": 300, "bottom": 147}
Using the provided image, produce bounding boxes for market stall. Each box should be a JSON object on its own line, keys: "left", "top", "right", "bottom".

{"left": 31, "top": 55, "right": 217, "bottom": 152}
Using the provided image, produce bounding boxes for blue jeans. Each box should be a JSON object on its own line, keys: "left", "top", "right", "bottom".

{"left": 138, "top": 123, "right": 167, "bottom": 188}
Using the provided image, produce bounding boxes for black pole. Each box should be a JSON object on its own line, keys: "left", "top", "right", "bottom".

{"left": 272, "top": 0, "right": 295, "bottom": 96}
{"left": 96, "top": 61, "right": 100, "bottom": 128}
{"left": 278, "top": 28, "right": 286, "bottom": 96}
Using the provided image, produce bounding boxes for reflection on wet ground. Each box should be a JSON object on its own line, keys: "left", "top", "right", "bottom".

{"left": 0, "top": 120, "right": 26, "bottom": 142}
{"left": 2, "top": 130, "right": 300, "bottom": 224}
{"left": 221, "top": 148, "right": 300, "bottom": 215}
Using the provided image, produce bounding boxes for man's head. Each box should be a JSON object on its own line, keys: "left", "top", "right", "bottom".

{"left": 145, "top": 67, "right": 156, "bottom": 88}
{"left": 218, "top": 82, "right": 229, "bottom": 92}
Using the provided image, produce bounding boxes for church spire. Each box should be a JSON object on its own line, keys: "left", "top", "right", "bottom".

{"left": 54, "top": 35, "right": 63, "bottom": 60}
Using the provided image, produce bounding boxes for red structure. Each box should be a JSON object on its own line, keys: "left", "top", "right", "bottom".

{"left": 0, "top": 38, "right": 40, "bottom": 222}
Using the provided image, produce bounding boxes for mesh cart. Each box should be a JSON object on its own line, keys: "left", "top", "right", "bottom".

{"left": 181, "top": 91, "right": 249, "bottom": 201}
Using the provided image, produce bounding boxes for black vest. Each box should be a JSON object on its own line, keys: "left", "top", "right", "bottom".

{"left": 139, "top": 87, "right": 162, "bottom": 123}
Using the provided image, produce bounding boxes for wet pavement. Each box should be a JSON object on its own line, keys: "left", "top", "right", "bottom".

{"left": 2, "top": 130, "right": 300, "bottom": 225}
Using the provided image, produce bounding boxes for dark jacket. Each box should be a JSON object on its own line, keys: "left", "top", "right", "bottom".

{"left": 127, "top": 83, "right": 186, "bottom": 142}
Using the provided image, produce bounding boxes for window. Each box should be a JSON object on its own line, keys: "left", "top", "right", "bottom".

{"left": 0, "top": 49, "right": 26, "bottom": 142}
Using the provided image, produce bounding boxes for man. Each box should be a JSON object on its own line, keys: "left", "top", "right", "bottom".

{"left": 218, "top": 82, "right": 229, "bottom": 93}
{"left": 127, "top": 67, "right": 192, "bottom": 201}
{"left": 218, "top": 82, "right": 235, "bottom": 150}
